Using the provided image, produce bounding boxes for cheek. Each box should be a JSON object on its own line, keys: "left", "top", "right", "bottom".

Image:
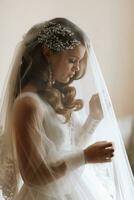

{"left": 62, "top": 64, "right": 73, "bottom": 76}
{"left": 52, "top": 64, "right": 64, "bottom": 79}
{"left": 56, "top": 61, "right": 72, "bottom": 75}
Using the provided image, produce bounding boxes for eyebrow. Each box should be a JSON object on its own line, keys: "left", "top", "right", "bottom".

{"left": 68, "top": 55, "right": 80, "bottom": 59}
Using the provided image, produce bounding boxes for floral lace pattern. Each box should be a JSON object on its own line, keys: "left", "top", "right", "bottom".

{"left": 0, "top": 133, "right": 17, "bottom": 200}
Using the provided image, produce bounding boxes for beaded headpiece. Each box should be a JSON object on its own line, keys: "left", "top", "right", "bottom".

{"left": 26, "top": 21, "right": 81, "bottom": 52}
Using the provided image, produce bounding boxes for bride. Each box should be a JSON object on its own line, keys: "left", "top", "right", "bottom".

{"left": 0, "top": 17, "right": 133, "bottom": 200}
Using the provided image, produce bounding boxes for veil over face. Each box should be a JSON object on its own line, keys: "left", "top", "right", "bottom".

{"left": 0, "top": 18, "right": 134, "bottom": 200}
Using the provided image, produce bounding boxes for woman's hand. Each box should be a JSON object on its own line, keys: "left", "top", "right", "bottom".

{"left": 89, "top": 94, "right": 103, "bottom": 120}
{"left": 84, "top": 141, "right": 114, "bottom": 163}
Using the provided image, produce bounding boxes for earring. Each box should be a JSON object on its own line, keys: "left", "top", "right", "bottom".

{"left": 48, "top": 65, "right": 55, "bottom": 87}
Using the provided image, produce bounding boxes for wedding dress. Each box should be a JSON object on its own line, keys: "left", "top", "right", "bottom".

{"left": 0, "top": 18, "right": 134, "bottom": 199}
{"left": 1, "top": 46, "right": 134, "bottom": 199}
{"left": 11, "top": 91, "right": 115, "bottom": 200}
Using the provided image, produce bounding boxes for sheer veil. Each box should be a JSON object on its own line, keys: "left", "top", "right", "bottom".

{"left": 0, "top": 40, "right": 27, "bottom": 199}
{"left": 0, "top": 20, "right": 134, "bottom": 200}
{"left": 89, "top": 44, "right": 134, "bottom": 194}
{"left": 73, "top": 44, "right": 134, "bottom": 199}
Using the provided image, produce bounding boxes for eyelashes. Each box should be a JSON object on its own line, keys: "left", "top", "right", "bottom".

{"left": 68, "top": 58, "right": 77, "bottom": 64}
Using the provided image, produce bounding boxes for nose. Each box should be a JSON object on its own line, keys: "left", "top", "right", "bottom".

{"left": 74, "top": 62, "right": 80, "bottom": 72}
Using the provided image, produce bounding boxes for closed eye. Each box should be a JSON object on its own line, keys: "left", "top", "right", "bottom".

{"left": 68, "top": 58, "right": 77, "bottom": 64}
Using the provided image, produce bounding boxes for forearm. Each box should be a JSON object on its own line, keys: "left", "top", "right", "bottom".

{"left": 27, "top": 150, "right": 85, "bottom": 186}
{"left": 75, "top": 115, "right": 101, "bottom": 146}
{"left": 82, "top": 115, "right": 100, "bottom": 134}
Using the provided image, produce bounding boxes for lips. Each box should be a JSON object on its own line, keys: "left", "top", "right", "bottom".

{"left": 70, "top": 73, "right": 75, "bottom": 78}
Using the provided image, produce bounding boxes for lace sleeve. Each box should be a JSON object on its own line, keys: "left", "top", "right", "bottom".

{"left": 72, "top": 112, "right": 101, "bottom": 147}
{"left": 10, "top": 93, "right": 87, "bottom": 188}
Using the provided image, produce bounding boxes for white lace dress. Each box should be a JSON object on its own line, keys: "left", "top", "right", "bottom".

{"left": 11, "top": 92, "right": 114, "bottom": 200}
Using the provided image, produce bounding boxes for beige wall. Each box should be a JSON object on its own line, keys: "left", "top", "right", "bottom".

{"left": 0, "top": 0, "right": 134, "bottom": 118}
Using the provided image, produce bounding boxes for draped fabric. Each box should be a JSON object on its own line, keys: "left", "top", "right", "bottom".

{"left": 0, "top": 26, "right": 134, "bottom": 200}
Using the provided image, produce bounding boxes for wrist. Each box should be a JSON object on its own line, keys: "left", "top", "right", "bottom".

{"left": 83, "top": 115, "right": 100, "bottom": 134}
{"left": 87, "top": 114, "right": 100, "bottom": 123}
{"left": 64, "top": 149, "right": 86, "bottom": 172}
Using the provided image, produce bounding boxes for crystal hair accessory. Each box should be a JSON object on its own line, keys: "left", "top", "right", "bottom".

{"left": 26, "top": 21, "right": 81, "bottom": 52}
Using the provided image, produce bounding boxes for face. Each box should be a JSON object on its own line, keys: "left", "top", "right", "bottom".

{"left": 43, "top": 44, "right": 86, "bottom": 83}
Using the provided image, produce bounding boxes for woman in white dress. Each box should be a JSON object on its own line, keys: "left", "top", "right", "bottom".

{"left": 0, "top": 18, "right": 115, "bottom": 200}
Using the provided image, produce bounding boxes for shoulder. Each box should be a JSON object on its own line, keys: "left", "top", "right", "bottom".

{"left": 12, "top": 93, "right": 44, "bottom": 125}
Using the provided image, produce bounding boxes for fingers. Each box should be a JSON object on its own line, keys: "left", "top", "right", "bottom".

{"left": 103, "top": 157, "right": 112, "bottom": 162}
{"left": 95, "top": 141, "right": 114, "bottom": 148}
{"left": 97, "top": 156, "right": 113, "bottom": 163}
{"left": 90, "top": 94, "right": 100, "bottom": 105}
{"left": 97, "top": 141, "right": 115, "bottom": 163}
{"left": 85, "top": 141, "right": 115, "bottom": 164}
{"left": 102, "top": 143, "right": 114, "bottom": 162}
{"left": 92, "top": 94, "right": 101, "bottom": 103}
{"left": 92, "top": 93, "right": 99, "bottom": 98}
{"left": 104, "top": 151, "right": 114, "bottom": 159}
{"left": 104, "top": 149, "right": 114, "bottom": 156}
{"left": 89, "top": 93, "right": 104, "bottom": 120}
{"left": 100, "top": 141, "right": 114, "bottom": 155}
{"left": 101, "top": 154, "right": 114, "bottom": 163}
{"left": 100, "top": 141, "right": 114, "bottom": 148}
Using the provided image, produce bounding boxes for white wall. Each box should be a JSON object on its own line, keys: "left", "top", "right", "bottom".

{"left": 0, "top": 0, "right": 134, "bottom": 118}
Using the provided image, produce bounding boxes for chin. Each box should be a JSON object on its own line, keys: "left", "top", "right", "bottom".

{"left": 58, "top": 77, "right": 70, "bottom": 84}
